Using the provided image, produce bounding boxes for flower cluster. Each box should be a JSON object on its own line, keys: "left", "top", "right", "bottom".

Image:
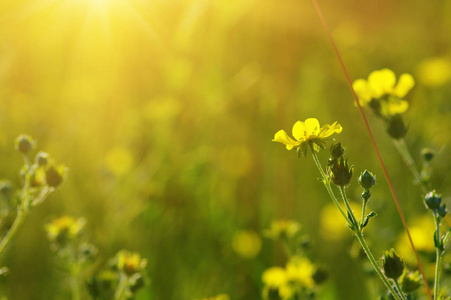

{"left": 353, "top": 69, "right": 414, "bottom": 139}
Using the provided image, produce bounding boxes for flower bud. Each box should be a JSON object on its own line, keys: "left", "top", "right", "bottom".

{"left": 424, "top": 190, "right": 441, "bottom": 210}
{"left": 15, "top": 134, "right": 35, "bottom": 154}
{"left": 437, "top": 204, "right": 447, "bottom": 219}
{"left": 45, "top": 164, "right": 68, "bottom": 188}
{"left": 382, "top": 249, "right": 405, "bottom": 280}
{"left": 400, "top": 271, "right": 421, "bottom": 294}
{"left": 329, "top": 157, "right": 353, "bottom": 186}
{"left": 359, "top": 170, "right": 376, "bottom": 190}
{"left": 387, "top": 115, "right": 408, "bottom": 139}
{"left": 421, "top": 148, "right": 435, "bottom": 162}
{"left": 35, "top": 152, "right": 49, "bottom": 167}
{"left": 312, "top": 266, "right": 329, "bottom": 284}
{"left": 330, "top": 143, "right": 345, "bottom": 159}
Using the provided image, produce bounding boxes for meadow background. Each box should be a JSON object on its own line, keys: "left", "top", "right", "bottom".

{"left": 0, "top": 0, "right": 451, "bottom": 299}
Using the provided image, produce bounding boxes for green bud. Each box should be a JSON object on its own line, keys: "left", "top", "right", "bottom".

{"left": 45, "top": 164, "right": 68, "bottom": 188}
{"left": 329, "top": 157, "right": 353, "bottom": 186}
{"left": 424, "top": 190, "right": 441, "bottom": 210}
{"left": 0, "top": 180, "right": 12, "bottom": 196}
{"left": 15, "top": 134, "right": 35, "bottom": 154}
{"left": 35, "top": 152, "right": 49, "bottom": 167}
{"left": 330, "top": 143, "right": 345, "bottom": 159}
{"left": 387, "top": 114, "right": 408, "bottom": 139}
{"left": 359, "top": 170, "right": 376, "bottom": 190}
{"left": 421, "top": 148, "right": 435, "bottom": 162}
{"left": 437, "top": 204, "right": 447, "bottom": 219}
{"left": 400, "top": 271, "right": 421, "bottom": 294}
{"left": 382, "top": 249, "right": 405, "bottom": 280}
{"left": 312, "top": 266, "right": 329, "bottom": 284}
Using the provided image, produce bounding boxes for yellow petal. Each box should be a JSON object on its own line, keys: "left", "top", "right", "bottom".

{"left": 352, "top": 79, "right": 372, "bottom": 104}
{"left": 292, "top": 121, "right": 306, "bottom": 141}
{"left": 368, "top": 69, "right": 396, "bottom": 98}
{"left": 304, "top": 118, "right": 320, "bottom": 137}
{"left": 319, "top": 122, "right": 342, "bottom": 138}
{"left": 387, "top": 99, "right": 409, "bottom": 115}
{"left": 272, "top": 130, "right": 299, "bottom": 150}
{"left": 393, "top": 73, "right": 415, "bottom": 98}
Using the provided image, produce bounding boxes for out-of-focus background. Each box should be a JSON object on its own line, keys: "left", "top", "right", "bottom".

{"left": 0, "top": 0, "right": 450, "bottom": 298}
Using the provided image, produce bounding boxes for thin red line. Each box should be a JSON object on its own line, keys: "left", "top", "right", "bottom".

{"left": 310, "top": 0, "right": 433, "bottom": 298}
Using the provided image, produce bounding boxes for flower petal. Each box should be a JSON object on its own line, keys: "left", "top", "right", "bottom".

{"left": 292, "top": 121, "right": 306, "bottom": 141}
{"left": 393, "top": 73, "right": 415, "bottom": 98}
{"left": 368, "top": 69, "right": 396, "bottom": 98}
{"left": 273, "top": 130, "right": 300, "bottom": 150}
{"left": 319, "top": 121, "right": 342, "bottom": 138}
{"left": 387, "top": 99, "right": 409, "bottom": 115}
{"left": 352, "top": 79, "right": 372, "bottom": 105}
{"left": 304, "top": 118, "right": 320, "bottom": 137}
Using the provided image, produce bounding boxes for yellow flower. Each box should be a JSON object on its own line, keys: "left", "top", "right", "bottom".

{"left": 117, "top": 250, "right": 147, "bottom": 275}
{"left": 273, "top": 118, "right": 342, "bottom": 156}
{"left": 46, "top": 216, "right": 85, "bottom": 245}
{"left": 352, "top": 69, "right": 414, "bottom": 116}
{"left": 417, "top": 57, "right": 451, "bottom": 87}
{"left": 285, "top": 256, "right": 315, "bottom": 288}
{"left": 232, "top": 230, "right": 262, "bottom": 259}
{"left": 262, "top": 267, "right": 287, "bottom": 288}
{"left": 263, "top": 220, "right": 301, "bottom": 240}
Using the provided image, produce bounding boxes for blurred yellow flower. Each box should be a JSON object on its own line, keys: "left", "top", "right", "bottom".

{"left": 46, "top": 216, "right": 85, "bottom": 245}
{"left": 263, "top": 220, "right": 301, "bottom": 240}
{"left": 285, "top": 256, "right": 315, "bottom": 288}
{"left": 232, "top": 230, "right": 262, "bottom": 259}
{"left": 273, "top": 118, "right": 342, "bottom": 156}
{"left": 262, "top": 267, "right": 287, "bottom": 288}
{"left": 320, "top": 202, "right": 361, "bottom": 240}
{"left": 353, "top": 69, "right": 414, "bottom": 116}
{"left": 417, "top": 57, "right": 451, "bottom": 87}
{"left": 117, "top": 250, "right": 147, "bottom": 276}
{"left": 104, "top": 147, "right": 134, "bottom": 176}
{"left": 395, "top": 216, "right": 436, "bottom": 263}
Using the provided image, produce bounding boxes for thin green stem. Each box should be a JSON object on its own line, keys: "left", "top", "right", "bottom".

{"left": 354, "top": 231, "right": 402, "bottom": 300}
{"left": 434, "top": 248, "right": 441, "bottom": 300}
{"left": 0, "top": 210, "right": 26, "bottom": 256}
{"left": 361, "top": 198, "right": 368, "bottom": 228}
{"left": 311, "top": 149, "right": 348, "bottom": 221}
{"left": 312, "top": 151, "right": 401, "bottom": 299}
{"left": 114, "top": 273, "right": 128, "bottom": 300}
{"left": 394, "top": 279, "right": 407, "bottom": 300}
{"left": 339, "top": 186, "right": 358, "bottom": 228}
{"left": 0, "top": 159, "right": 32, "bottom": 257}
{"left": 433, "top": 215, "right": 442, "bottom": 300}
{"left": 393, "top": 139, "right": 429, "bottom": 193}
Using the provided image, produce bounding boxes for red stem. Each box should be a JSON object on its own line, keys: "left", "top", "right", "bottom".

{"left": 310, "top": 0, "right": 433, "bottom": 298}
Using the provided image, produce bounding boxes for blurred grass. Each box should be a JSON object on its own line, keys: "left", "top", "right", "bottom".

{"left": 0, "top": 0, "right": 450, "bottom": 299}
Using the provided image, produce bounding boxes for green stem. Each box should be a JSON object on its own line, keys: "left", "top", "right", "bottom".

{"left": 433, "top": 215, "right": 442, "bottom": 300}
{"left": 0, "top": 210, "right": 26, "bottom": 257}
{"left": 393, "top": 139, "right": 429, "bottom": 193}
{"left": 361, "top": 197, "right": 368, "bottom": 229}
{"left": 70, "top": 271, "right": 81, "bottom": 300}
{"left": 354, "top": 231, "right": 402, "bottom": 300}
{"left": 311, "top": 150, "right": 348, "bottom": 221}
{"left": 394, "top": 279, "right": 407, "bottom": 300}
{"left": 0, "top": 158, "right": 32, "bottom": 257}
{"left": 114, "top": 273, "right": 128, "bottom": 300}
{"left": 339, "top": 186, "right": 358, "bottom": 228}
{"left": 434, "top": 248, "right": 441, "bottom": 300}
{"left": 311, "top": 150, "right": 401, "bottom": 300}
